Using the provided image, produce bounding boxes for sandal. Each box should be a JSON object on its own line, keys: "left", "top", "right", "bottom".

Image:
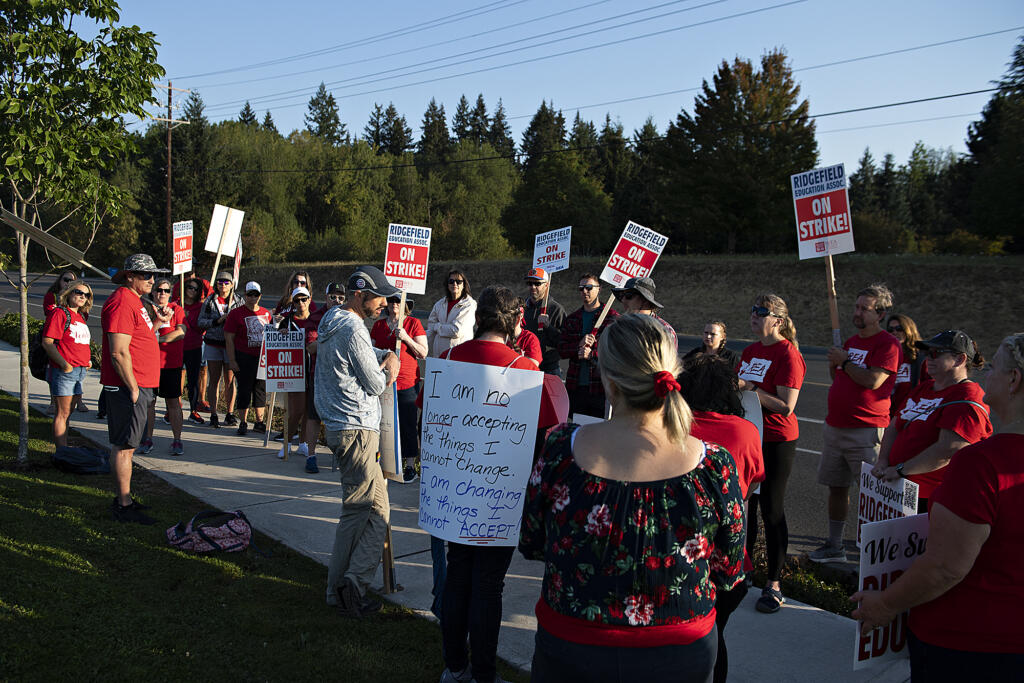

{"left": 755, "top": 586, "right": 785, "bottom": 614}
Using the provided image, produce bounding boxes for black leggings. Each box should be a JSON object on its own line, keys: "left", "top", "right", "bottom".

{"left": 183, "top": 347, "right": 202, "bottom": 409}
{"left": 747, "top": 439, "right": 797, "bottom": 581}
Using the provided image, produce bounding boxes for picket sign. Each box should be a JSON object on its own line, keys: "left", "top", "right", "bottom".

{"left": 264, "top": 329, "right": 305, "bottom": 393}
{"left": 856, "top": 462, "right": 919, "bottom": 547}
{"left": 205, "top": 204, "right": 244, "bottom": 284}
{"left": 853, "top": 514, "right": 929, "bottom": 671}
{"left": 532, "top": 226, "right": 572, "bottom": 320}
{"left": 418, "top": 357, "right": 544, "bottom": 547}
{"left": 791, "top": 164, "right": 855, "bottom": 347}
{"left": 383, "top": 223, "right": 432, "bottom": 295}
{"left": 599, "top": 220, "right": 668, "bottom": 288}
{"left": 172, "top": 220, "right": 193, "bottom": 277}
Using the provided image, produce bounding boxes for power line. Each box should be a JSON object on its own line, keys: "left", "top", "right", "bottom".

{"left": 201, "top": 87, "right": 996, "bottom": 175}
{"left": 816, "top": 112, "right": 977, "bottom": 135}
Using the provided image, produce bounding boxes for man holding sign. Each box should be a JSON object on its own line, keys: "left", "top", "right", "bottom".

{"left": 317, "top": 266, "right": 401, "bottom": 618}
{"left": 522, "top": 267, "right": 565, "bottom": 376}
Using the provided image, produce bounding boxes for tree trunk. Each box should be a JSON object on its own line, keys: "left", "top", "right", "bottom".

{"left": 17, "top": 229, "right": 29, "bottom": 465}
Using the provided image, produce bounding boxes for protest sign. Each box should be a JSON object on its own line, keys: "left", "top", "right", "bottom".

{"left": 854, "top": 514, "right": 928, "bottom": 671}
{"left": 599, "top": 220, "right": 668, "bottom": 287}
{"left": 379, "top": 385, "right": 403, "bottom": 482}
{"left": 418, "top": 357, "right": 543, "bottom": 546}
{"left": 791, "top": 163, "right": 855, "bottom": 260}
{"left": 532, "top": 226, "right": 571, "bottom": 274}
{"left": 263, "top": 328, "right": 305, "bottom": 392}
{"left": 857, "top": 462, "right": 919, "bottom": 547}
{"left": 383, "top": 223, "right": 432, "bottom": 295}
{"left": 205, "top": 204, "right": 244, "bottom": 283}
{"left": 172, "top": 220, "right": 193, "bottom": 276}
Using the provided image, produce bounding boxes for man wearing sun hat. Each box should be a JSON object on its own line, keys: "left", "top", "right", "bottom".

{"left": 102, "top": 253, "right": 170, "bottom": 525}
{"left": 522, "top": 266, "right": 566, "bottom": 376}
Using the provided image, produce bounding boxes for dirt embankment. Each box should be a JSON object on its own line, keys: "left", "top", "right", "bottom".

{"left": 247, "top": 254, "right": 1024, "bottom": 355}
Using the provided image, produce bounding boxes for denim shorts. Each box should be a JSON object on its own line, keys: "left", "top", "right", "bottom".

{"left": 202, "top": 343, "right": 228, "bottom": 362}
{"left": 49, "top": 365, "right": 86, "bottom": 397}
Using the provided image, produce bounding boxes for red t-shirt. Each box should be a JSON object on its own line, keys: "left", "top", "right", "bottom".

{"left": 517, "top": 329, "right": 543, "bottom": 364}
{"left": 172, "top": 278, "right": 213, "bottom": 303}
{"left": 101, "top": 286, "right": 160, "bottom": 388}
{"left": 909, "top": 434, "right": 1024, "bottom": 653}
{"left": 155, "top": 303, "right": 187, "bottom": 369}
{"left": 370, "top": 317, "right": 426, "bottom": 391}
{"left": 690, "top": 410, "right": 764, "bottom": 498}
{"left": 182, "top": 300, "right": 205, "bottom": 350}
{"left": 888, "top": 379, "right": 992, "bottom": 499}
{"left": 43, "top": 307, "right": 91, "bottom": 369}
{"left": 223, "top": 306, "right": 272, "bottom": 356}
{"left": 436, "top": 339, "right": 557, "bottom": 429}
{"left": 43, "top": 291, "right": 58, "bottom": 315}
{"left": 826, "top": 331, "right": 901, "bottom": 428}
{"left": 890, "top": 357, "right": 930, "bottom": 417}
{"left": 737, "top": 339, "right": 806, "bottom": 442}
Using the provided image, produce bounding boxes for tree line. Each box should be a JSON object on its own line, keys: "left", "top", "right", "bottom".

{"left": 56, "top": 41, "right": 1024, "bottom": 269}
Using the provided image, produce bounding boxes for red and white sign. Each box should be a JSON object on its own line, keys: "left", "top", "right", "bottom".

{"left": 533, "top": 226, "right": 571, "bottom": 274}
{"left": 172, "top": 220, "right": 193, "bottom": 276}
{"left": 854, "top": 514, "right": 928, "bottom": 671}
{"left": 599, "top": 220, "right": 668, "bottom": 287}
{"left": 383, "top": 223, "right": 432, "bottom": 295}
{"left": 792, "top": 163, "right": 855, "bottom": 260}
{"left": 857, "top": 462, "right": 919, "bottom": 547}
{"left": 263, "top": 328, "right": 305, "bottom": 392}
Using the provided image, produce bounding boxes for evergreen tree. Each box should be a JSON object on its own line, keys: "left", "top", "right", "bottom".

{"left": 305, "top": 82, "right": 346, "bottom": 145}
{"left": 568, "top": 112, "right": 599, "bottom": 172}
{"left": 238, "top": 101, "right": 257, "bottom": 126}
{"left": 616, "top": 117, "right": 662, "bottom": 228}
{"left": 848, "top": 148, "right": 878, "bottom": 212}
{"left": 468, "top": 94, "right": 490, "bottom": 145}
{"left": 364, "top": 103, "right": 385, "bottom": 149}
{"left": 520, "top": 100, "right": 566, "bottom": 172}
{"left": 171, "top": 91, "right": 218, "bottom": 231}
{"left": 451, "top": 94, "right": 472, "bottom": 142}
{"left": 417, "top": 98, "right": 450, "bottom": 166}
{"left": 596, "top": 114, "right": 635, "bottom": 204}
{"left": 488, "top": 98, "right": 515, "bottom": 158}
{"left": 262, "top": 110, "right": 278, "bottom": 134}
{"left": 382, "top": 103, "right": 413, "bottom": 157}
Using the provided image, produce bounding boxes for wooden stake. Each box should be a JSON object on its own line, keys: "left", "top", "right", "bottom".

{"left": 209, "top": 207, "right": 233, "bottom": 284}
{"left": 380, "top": 289, "right": 406, "bottom": 594}
{"left": 538, "top": 276, "right": 550, "bottom": 330}
{"left": 824, "top": 254, "right": 842, "bottom": 347}
{"left": 593, "top": 294, "right": 614, "bottom": 330}
{"left": 263, "top": 391, "right": 276, "bottom": 448}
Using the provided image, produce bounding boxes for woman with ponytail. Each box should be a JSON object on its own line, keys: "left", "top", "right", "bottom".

{"left": 519, "top": 314, "right": 746, "bottom": 682}
{"left": 737, "top": 293, "right": 806, "bottom": 614}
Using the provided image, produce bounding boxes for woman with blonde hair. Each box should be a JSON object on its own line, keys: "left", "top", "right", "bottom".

{"left": 41, "top": 282, "right": 94, "bottom": 447}
{"left": 737, "top": 293, "right": 806, "bottom": 614}
{"left": 886, "top": 313, "right": 926, "bottom": 417}
{"left": 520, "top": 314, "right": 746, "bottom": 682}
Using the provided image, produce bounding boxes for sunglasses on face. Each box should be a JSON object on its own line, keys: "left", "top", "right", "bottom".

{"left": 185, "top": 285, "right": 199, "bottom": 291}
{"left": 131, "top": 272, "right": 155, "bottom": 281}
{"left": 888, "top": 326, "right": 903, "bottom": 334}
{"left": 71, "top": 289, "right": 89, "bottom": 297}
{"left": 216, "top": 279, "right": 232, "bottom": 285}
{"left": 155, "top": 288, "right": 171, "bottom": 294}
{"left": 293, "top": 296, "right": 309, "bottom": 303}
{"left": 61, "top": 277, "right": 75, "bottom": 283}
{"left": 926, "top": 348, "right": 957, "bottom": 359}
{"left": 578, "top": 285, "right": 598, "bottom": 292}
{"left": 292, "top": 279, "right": 306, "bottom": 285}
{"left": 619, "top": 292, "right": 637, "bottom": 301}
{"left": 245, "top": 291, "right": 260, "bottom": 297}
{"left": 526, "top": 282, "right": 544, "bottom": 288}
{"left": 448, "top": 279, "right": 464, "bottom": 285}
{"left": 328, "top": 294, "right": 345, "bottom": 301}
{"left": 751, "top": 305, "right": 777, "bottom": 318}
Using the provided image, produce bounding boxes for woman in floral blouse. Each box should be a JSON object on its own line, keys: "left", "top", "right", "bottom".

{"left": 519, "top": 314, "right": 746, "bottom": 682}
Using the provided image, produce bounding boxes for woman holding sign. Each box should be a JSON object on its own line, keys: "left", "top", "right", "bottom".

{"left": 520, "top": 314, "right": 745, "bottom": 682}
{"left": 737, "top": 294, "right": 805, "bottom": 615}
{"left": 853, "top": 333, "right": 1024, "bottom": 681}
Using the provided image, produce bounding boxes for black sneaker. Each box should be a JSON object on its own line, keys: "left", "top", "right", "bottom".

{"left": 127, "top": 497, "right": 151, "bottom": 511}
{"left": 210, "top": 414, "right": 220, "bottom": 429}
{"left": 111, "top": 499, "right": 156, "bottom": 525}
{"left": 252, "top": 421, "right": 267, "bottom": 434}
{"left": 403, "top": 465, "right": 419, "bottom": 483}
{"left": 236, "top": 421, "right": 248, "bottom": 436}
{"left": 96, "top": 411, "right": 106, "bottom": 420}
{"left": 272, "top": 431, "right": 285, "bottom": 442}
{"left": 223, "top": 414, "right": 238, "bottom": 427}
{"left": 337, "top": 578, "right": 381, "bottom": 618}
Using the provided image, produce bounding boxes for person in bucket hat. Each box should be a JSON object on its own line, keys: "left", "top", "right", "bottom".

{"left": 612, "top": 276, "right": 677, "bottom": 351}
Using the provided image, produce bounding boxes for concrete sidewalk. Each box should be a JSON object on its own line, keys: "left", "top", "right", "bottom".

{"left": 0, "top": 340, "right": 908, "bottom": 683}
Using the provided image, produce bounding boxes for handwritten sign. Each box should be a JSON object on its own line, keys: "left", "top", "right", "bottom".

{"left": 172, "top": 220, "right": 193, "bottom": 276}
{"left": 384, "top": 223, "right": 432, "bottom": 295}
{"left": 854, "top": 514, "right": 928, "bottom": 671}
{"left": 533, "top": 226, "right": 571, "bottom": 273}
{"left": 792, "top": 163, "right": 855, "bottom": 260}
{"left": 599, "top": 220, "right": 668, "bottom": 287}
{"left": 857, "top": 462, "right": 919, "bottom": 547}
{"left": 418, "top": 357, "right": 543, "bottom": 547}
{"left": 263, "top": 328, "right": 305, "bottom": 392}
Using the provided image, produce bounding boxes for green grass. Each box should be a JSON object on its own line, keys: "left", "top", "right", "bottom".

{"left": 0, "top": 394, "right": 526, "bottom": 682}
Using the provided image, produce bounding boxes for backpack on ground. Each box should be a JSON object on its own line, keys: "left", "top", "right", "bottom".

{"left": 51, "top": 445, "right": 110, "bottom": 474}
{"left": 29, "top": 306, "right": 70, "bottom": 381}
{"left": 166, "top": 510, "right": 262, "bottom": 554}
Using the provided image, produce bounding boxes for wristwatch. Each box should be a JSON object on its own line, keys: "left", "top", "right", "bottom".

{"left": 895, "top": 462, "right": 905, "bottom": 478}
{"left": 840, "top": 359, "right": 850, "bottom": 372}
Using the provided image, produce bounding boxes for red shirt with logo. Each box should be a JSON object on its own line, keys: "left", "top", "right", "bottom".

{"left": 890, "top": 357, "right": 930, "bottom": 417}
{"left": 737, "top": 339, "right": 806, "bottom": 442}
{"left": 888, "top": 379, "right": 992, "bottom": 499}
{"left": 826, "top": 331, "right": 901, "bottom": 428}
{"left": 43, "top": 307, "right": 92, "bottom": 368}
{"left": 370, "top": 316, "right": 426, "bottom": 391}
{"left": 101, "top": 286, "right": 159, "bottom": 388}
{"left": 155, "top": 302, "right": 187, "bottom": 369}
{"left": 223, "top": 306, "right": 272, "bottom": 357}
{"left": 909, "top": 434, "right": 1024, "bottom": 653}
{"left": 690, "top": 410, "right": 764, "bottom": 497}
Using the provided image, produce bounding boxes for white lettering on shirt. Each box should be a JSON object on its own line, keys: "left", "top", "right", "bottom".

{"left": 847, "top": 348, "right": 868, "bottom": 368}
{"left": 900, "top": 397, "right": 942, "bottom": 423}
{"left": 738, "top": 358, "right": 772, "bottom": 383}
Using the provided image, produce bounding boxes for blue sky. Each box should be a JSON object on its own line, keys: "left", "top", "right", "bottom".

{"left": 119, "top": 0, "right": 1023, "bottom": 172}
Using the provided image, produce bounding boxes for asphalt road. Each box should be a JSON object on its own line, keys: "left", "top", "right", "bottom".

{"left": 1, "top": 273, "right": 854, "bottom": 561}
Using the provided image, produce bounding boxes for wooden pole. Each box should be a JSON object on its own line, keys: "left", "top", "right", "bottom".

{"left": 263, "top": 391, "right": 276, "bottom": 448}
{"left": 593, "top": 294, "right": 614, "bottom": 330}
{"left": 381, "top": 289, "right": 406, "bottom": 594}
{"left": 824, "top": 254, "right": 842, "bottom": 347}
{"left": 538, "top": 276, "right": 550, "bottom": 330}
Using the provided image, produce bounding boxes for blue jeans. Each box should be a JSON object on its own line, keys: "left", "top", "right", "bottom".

{"left": 49, "top": 365, "right": 86, "bottom": 397}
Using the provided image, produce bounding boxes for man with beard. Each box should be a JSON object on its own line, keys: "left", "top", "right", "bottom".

{"left": 316, "top": 266, "right": 401, "bottom": 616}
{"left": 811, "top": 283, "right": 901, "bottom": 563}
{"left": 522, "top": 267, "right": 566, "bottom": 376}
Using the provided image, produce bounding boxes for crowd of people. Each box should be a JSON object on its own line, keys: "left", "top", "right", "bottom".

{"left": 36, "top": 255, "right": 1022, "bottom": 682}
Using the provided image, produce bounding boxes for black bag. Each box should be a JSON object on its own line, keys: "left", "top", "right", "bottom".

{"left": 29, "top": 306, "right": 70, "bottom": 381}
{"left": 51, "top": 445, "right": 110, "bottom": 474}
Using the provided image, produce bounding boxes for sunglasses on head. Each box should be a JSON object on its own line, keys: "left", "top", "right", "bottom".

{"left": 578, "top": 284, "right": 598, "bottom": 292}
{"left": 155, "top": 287, "right": 171, "bottom": 294}
{"left": 71, "top": 289, "right": 89, "bottom": 297}
{"left": 751, "top": 305, "right": 777, "bottom": 318}
{"left": 448, "top": 278, "right": 464, "bottom": 285}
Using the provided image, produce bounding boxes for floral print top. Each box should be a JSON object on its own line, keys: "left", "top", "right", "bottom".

{"left": 519, "top": 424, "right": 746, "bottom": 627}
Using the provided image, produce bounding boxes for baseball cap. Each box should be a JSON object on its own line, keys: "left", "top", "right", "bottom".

{"left": 347, "top": 265, "right": 400, "bottom": 298}
{"left": 244, "top": 281, "right": 261, "bottom": 294}
{"left": 611, "top": 276, "right": 663, "bottom": 309}
{"left": 915, "top": 330, "right": 975, "bottom": 356}
{"left": 112, "top": 253, "right": 170, "bottom": 284}
{"left": 524, "top": 267, "right": 549, "bottom": 283}
{"left": 291, "top": 286, "right": 310, "bottom": 299}
{"left": 325, "top": 282, "right": 346, "bottom": 296}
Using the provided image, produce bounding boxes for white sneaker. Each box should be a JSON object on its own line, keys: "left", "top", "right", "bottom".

{"left": 296, "top": 443, "right": 309, "bottom": 457}
{"left": 277, "top": 446, "right": 286, "bottom": 460}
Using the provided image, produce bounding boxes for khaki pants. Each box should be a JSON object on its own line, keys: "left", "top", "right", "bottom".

{"left": 325, "top": 429, "right": 389, "bottom": 604}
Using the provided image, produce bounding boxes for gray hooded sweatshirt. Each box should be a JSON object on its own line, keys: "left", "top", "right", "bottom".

{"left": 314, "top": 306, "right": 392, "bottom": 433}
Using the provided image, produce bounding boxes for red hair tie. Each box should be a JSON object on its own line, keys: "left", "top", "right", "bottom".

{"left": 653, "top": 371, "right": 681, "bottom": 399}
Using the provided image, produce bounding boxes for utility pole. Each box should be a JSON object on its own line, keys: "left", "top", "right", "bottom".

{"left": 153, "top": 82, "right": 190, "bottom": 265}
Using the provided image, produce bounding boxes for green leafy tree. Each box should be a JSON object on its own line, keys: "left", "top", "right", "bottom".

{"left": 657, "top": 49, "right": 817, "bottom": 253}
{"left": 238, "top": 101, "right": 257, "bottom": 126}
{"left": 417, "top": 98, "right": 450, "bottom": 166}
{"left": 0, "top": 0, "right": 163, "bottom": 463}
{"left": 305, "top": 82, "right": 346, "bottom": 145}
{"left": 488, "top": 98, "right": 515, "bottom": 158}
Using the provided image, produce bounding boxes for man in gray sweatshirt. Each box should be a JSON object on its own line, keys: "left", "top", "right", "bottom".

{"left": 315, "top": 265, "right": 401, "bottom": 617}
